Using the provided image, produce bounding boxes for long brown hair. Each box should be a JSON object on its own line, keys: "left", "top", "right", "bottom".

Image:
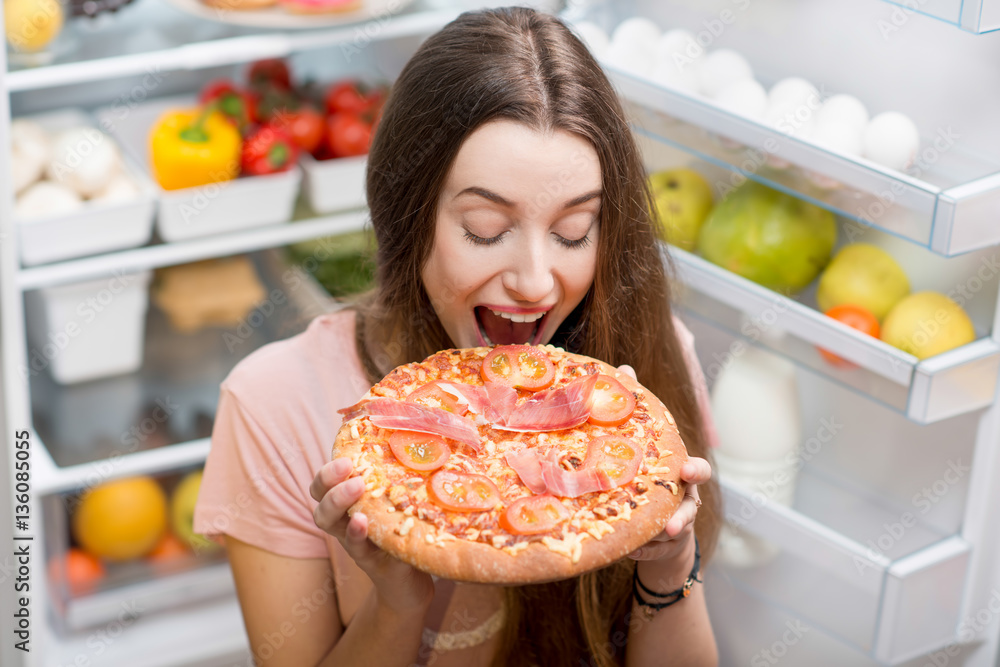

{"left": 352, "top": 7, "right": 720, "bottom": 666}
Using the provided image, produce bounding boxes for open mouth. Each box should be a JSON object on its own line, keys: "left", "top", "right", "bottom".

{"left": 475, "top": 306, "right": 549, "bottom": 346}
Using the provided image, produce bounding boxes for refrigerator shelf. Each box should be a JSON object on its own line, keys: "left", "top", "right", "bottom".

{"left": 616, "top": 71, "right": 1000, "bottom": 258}
{"left": 17, "top": 208, "right": 368, "bottom": 291}
{"left": 47, "top": 591, "right": 247, "bottom": 667}
{"left": 4, "top": 0, "right": 459, "bottom": 93}
{"left": 718, "top": 472, "right": 971, "bottom": 664}
{"left": 28, "top": 249, "right": 339, "bottom": 495}
{"left": 880, "top": 0, "right": 1000, "bottom": 33}
{"left": 671, "top": 246, "right": 1000, "bottom": 424}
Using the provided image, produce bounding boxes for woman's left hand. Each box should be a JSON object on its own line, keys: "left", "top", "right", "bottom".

{"left": 615, "top": 364, "right": 712, "bottom": 566}
{"left": 627, "top": 456, "right": 710, "bottom": 563}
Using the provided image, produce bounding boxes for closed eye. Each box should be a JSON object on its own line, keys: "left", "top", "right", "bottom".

{"left": 464, "top": 230, "right": 506, "bottom": 246}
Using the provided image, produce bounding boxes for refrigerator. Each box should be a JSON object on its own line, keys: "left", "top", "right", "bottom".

{"left": 2, "top": 0, "right": 1000, "bottom": 665}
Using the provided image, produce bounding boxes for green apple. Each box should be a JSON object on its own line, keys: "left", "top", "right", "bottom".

{"left": 171, "top": 470, "right": 221, "bottom": 555}
{"left": 816, "top": 244, "right": 910, "bottom": 321}
{"left": 648, "top": 168, "right": 714, "bottom": 251}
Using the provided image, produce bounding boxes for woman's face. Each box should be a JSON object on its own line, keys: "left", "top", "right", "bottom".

{"left": 422, "top": 120, "right": 602, "bottom": 348}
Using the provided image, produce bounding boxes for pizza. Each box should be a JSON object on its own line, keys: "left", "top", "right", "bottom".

{"left": 333, "top": 344, "right": 688, "bottom": 584}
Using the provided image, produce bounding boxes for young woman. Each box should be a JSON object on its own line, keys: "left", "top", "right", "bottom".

{"left": 195, "top": 7, "right": 720, "bottom": 667}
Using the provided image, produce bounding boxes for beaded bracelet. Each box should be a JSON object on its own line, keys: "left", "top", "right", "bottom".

{"left": 632, "top": 537, "right": 702, "bottom": 616}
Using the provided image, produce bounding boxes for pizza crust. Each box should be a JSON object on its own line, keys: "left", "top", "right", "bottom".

{"left": 332, "top": 347, "right": 688, "bottom": 584}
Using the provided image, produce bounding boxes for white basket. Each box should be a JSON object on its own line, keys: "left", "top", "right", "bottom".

{"left": 25, "top": 271, "right": 153, "bottom": 385}
{"left": 299, "top": 153, "right": 368, "bottom": 214}
{"left": 97, "top": 96, "right": 301, "bottom": 243}
{"left": 15, "top": 109, "right": 156, "bottom": 266}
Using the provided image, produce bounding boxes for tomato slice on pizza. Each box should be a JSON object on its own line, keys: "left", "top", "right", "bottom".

{"left": 500, "top": 495, "right": 571, "bottom": 535}
{"left": 587, "top": 375, "right": 636, "bottom": 427}
{"left": 389, "top": 430, "right": 451, "bottom": 471}
{"left": 427, "top": 470, "right": 501, "bottom": 512}
{"left": 584, "top": 435, "right": 643, "bottom": 487}
{"left": 407, "top": 380, "right": 470, "bottom": 416}
{"left": 481, "top": 345, "right": 555, "bottom": 391}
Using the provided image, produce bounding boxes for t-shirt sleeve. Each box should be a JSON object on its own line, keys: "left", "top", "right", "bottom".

{"left": 673, "top": 316, "right": 720, "bottom": 450}
{"left": 193, "top": 386, "right": 330, "bottom": 559}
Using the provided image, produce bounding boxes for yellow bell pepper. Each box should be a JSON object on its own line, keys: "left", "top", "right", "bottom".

{"left": 149, "top": 108, "right": 242, "bottom": 191}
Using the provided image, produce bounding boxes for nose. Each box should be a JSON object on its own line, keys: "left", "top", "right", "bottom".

{"left": 501, "top": 236, "right": 555, "bottom": 303}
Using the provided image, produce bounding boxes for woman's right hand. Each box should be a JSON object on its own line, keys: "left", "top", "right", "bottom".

{"left": 310, "top": 457, "right": 435, "bottom": 614}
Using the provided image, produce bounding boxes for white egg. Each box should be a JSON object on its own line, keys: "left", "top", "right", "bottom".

{"left": 812, "top": 119, "right": 863, "bottom": 156}
{"left": 805, "top": 120, "right": 863, "bottom": 190}
{"left": 764, "top": 100, "right": 817, "bottom": 140}
{"left": 816, "top": 94, "right": 869, "bottom": 133}
{"left": 697, "top": 49, "right": 753, "bottom": 98}
{"left": 611, "top": 17, "right": 661, "bottom": 51}
{"left": 715, "top": 79, "right": 768, "bottom": 119}
{"left": 571, "top": 21, "right": 610, "bottom": 59}
{"left": 863, "top": 112, "right": 919, "bottom": 172}
{"left": 46, "top": 127, "right": 122, "bottom": 198}
{"left": 604, "top": 40, "right": 653, "bottom": 77}
{"left": 15, "top": 181, "right": 83, "bottom": 220}
{"left": 649, "top": 59, "right": 700, "bottom": 93}
{"left": 767, "top": 77, "right": 820, "bottom": 109}
{"left": 655, "top": 29, "right": 702, "bottom": 65}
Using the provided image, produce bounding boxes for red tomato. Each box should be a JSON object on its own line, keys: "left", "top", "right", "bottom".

{"left": 271, "top": 105, "right": 324, "bottom": 154}
{"left": 248, "top": 59, "right": 292, "bottom": 91}
{"left": 481, "top": 345, "right": 555, "bottom": 391}
{"left": 427, "top": 471, "right": 500, "bottom": 512}
{"left": 500, "top": 495, "right": 571, "bottom": 535}
{"left": 48, "top": 549, "right": 105, "bottom": 595}
{"left": 584, "top": 436, "right": 643, "bottom": 486}
{"left": 325, "top": 112, "right": 373, "bottom": 158}
{"left": 587, "top": 375, "right": 636, "bottom": 426}
{"left": 407, "top": 380, "right": 468, "bottom": 416}
{"left": 325, "top": 80, "right": 374, "bottom": 115}
{"left": 389, "top": 431, "right": 450, "bottom": 471}
{"left": 199, "top": 80, "right": 255, "bottom": 132}
{"left": 818, "top": 304, "right": 881, "bottom": 368}
{"left": 241, "top": 124, "right": 300, "bottom": 176}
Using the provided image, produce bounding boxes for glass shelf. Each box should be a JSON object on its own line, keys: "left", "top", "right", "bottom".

{"left": 5, "top": 0, "right": 461, "bottom": 92}
{"left": 717, "top": 472, "right": 969, "bottom": 663}
{"left": 615, "top": 69, "right": 1000, "bottom": 258}
{"left": 671, "top": 245, "right": 1000, "bottom": 424}
{"left": 28, "top": 249, "right": 339, "bottom": 493}
{"left": 881, "top": 0, "right": 1000, "bottom": 33}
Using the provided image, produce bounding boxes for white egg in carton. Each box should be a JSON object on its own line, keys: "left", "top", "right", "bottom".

{"left": 11, "top": 109, "right": 156, "bottom": 266}
{"left": 570, "top": 17, "right": 921, "bottom": 181}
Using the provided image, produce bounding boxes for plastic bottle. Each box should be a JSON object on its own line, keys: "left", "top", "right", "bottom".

{"left": 710, "top": 344, "right": 802, "bottom": 568}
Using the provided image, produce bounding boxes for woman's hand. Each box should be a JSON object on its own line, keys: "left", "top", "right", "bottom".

{"left": 310, "top": 458, "right": 435, "bottom": 614}
{"left": 616, "top": 364, "right": 710, "bottom": 569}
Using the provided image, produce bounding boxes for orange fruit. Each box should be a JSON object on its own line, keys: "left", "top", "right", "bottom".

{"left": 818, "top": 304, "right": 880, "bottom": 368}
{"left": 72, "top": 476, "right": 168, "bottom": 561}
{"left": 48, "top": 549, "right": 105, "bottom": 595}
{"left": 148, "top": 532, "right": 190, "bottom": 562}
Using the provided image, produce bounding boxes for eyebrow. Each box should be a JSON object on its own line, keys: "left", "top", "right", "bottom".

{"left": 456, "top": 187, "right": 602, "bottom": 210}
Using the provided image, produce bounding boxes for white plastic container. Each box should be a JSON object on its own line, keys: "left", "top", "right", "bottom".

{"left": 97, "top": 96, "right": 301, "bottom": 243}
{"left": 299, "top": 153, "right": 368, "bottom": 214}
{"left": 15, "top": 109, "right": 156, "bottom": 266}
{"left": 25, "top": 270, "right": 153, "bottom": 384}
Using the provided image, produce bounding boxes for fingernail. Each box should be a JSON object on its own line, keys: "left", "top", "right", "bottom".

{"left": 629, "top": 548, "right": 643, "bottom": 560}
{"left": 348, "top": 512, "right": 366, "bottom": 536}
{"left": 346, "top": 477, "right": 365, "bottom": 494}
{"left": 332, "top": 458, "right": 351, "bottom": 476}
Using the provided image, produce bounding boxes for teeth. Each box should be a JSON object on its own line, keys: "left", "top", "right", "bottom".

{"left": 490, "top": 309, "right": 545, "bottom": 323}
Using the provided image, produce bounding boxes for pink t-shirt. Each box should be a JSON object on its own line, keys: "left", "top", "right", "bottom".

{"left": 194, "top": 308, "right": 717, "bottom": 560}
